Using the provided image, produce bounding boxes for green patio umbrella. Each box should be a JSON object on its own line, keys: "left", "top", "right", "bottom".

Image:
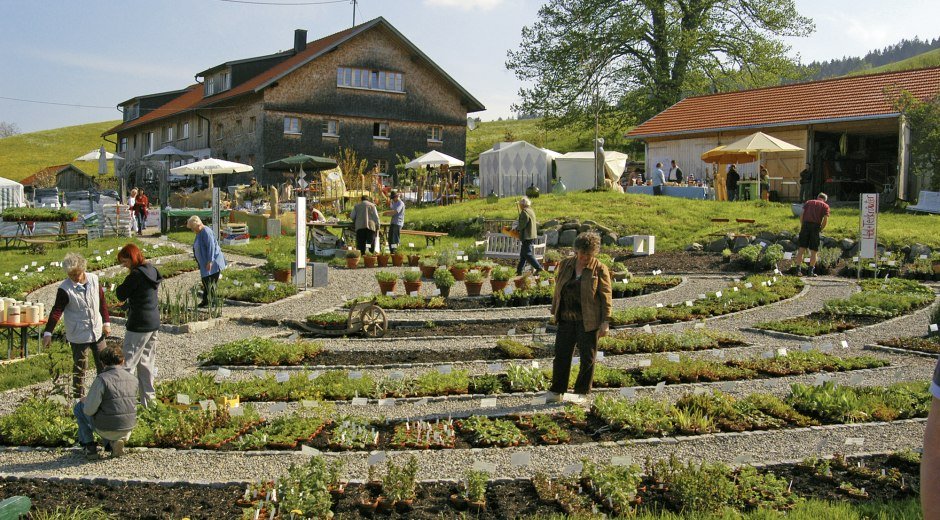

{"left": 264, "top": 154, "right": 337, "bottom": 172}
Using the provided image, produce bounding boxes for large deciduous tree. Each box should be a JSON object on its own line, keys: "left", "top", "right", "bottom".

{"left": 507, "top": 0, "right": 814, "bottom": 128}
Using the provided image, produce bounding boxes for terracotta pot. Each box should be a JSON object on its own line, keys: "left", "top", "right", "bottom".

{"left": 479, "top": 267, "right": 493, "bottom": 277}
{"left": 464, "top": 281, "right": 484, "bottom": 297}
{"left": 450, "top": 267, "right": 467, "bottom": 281}
{"left": 408, "top": 254, "right": 421, "bottom": 267}
{"left": 376, "top": 497, "right": 395, "bottom": 514}
{"left": 542, "top": 261, "right": 558, "bottom": 272}
{"left": 363, "top": 256, "right": 377, "bottom": 268}
{"left": 273, "top": 269, "right": 291, "bottom": 283}
{"left": 391, "top": 254, "right": 404, "bottom": 267}
{"left": 357, "top": 498, "right": 379, "bottom": 514}
{"left": 420, "top": 265, "right": 437, "bottom": 279}
{"left": 378, "top": 280, "right": 397, "bottom": 295}
{"left": 404, "top": 281, "right": 422, "bottom": 294}
{"left": 490, "top": 279, "right": 509, "bottom": 293}
{"left": 346, "top": 257, "right": 359, "bottom": 269}
{"left": 377, "top": 255, "right": 390, "bottom": 267}
{"left": 513, "top": 277, "right": 530, "bottom": 290}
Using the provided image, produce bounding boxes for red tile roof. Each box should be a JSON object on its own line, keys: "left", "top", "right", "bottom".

{"left": 628, "top": 67, "right": 940, "bottom": 138}
{"left": 21, "top": 164, "right": 75, "bottom": 186}
{"left": 104, "top": 17, "right": 485, "bottom": 137}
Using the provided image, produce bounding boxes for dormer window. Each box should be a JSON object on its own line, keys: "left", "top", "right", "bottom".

{"left": 337, "top": 67, "right": 404, "bottom": 92}
{"left": 124, "top": 103, "right": 140, "bottom": 122}
{"left": 204, "top": 69, "right": 232, "bottom": 97}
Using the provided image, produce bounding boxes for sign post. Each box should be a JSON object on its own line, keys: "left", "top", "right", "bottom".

{"left": 211, "top": 187, "right": 221, "bottom": 242}
{"left": 295, "top": 196, "right": 307, "bottom": 289}
{"left": 859, "top": 193, "right": 878, "bottom": 280}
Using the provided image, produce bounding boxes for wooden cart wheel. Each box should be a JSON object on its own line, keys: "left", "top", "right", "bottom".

{"left": 359, "top": 304, "right": 388, "bottom": 338}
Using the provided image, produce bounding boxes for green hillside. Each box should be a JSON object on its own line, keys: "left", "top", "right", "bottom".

{"left": 467, "top": 118, "right": 635, "bottom": 163}
{"left": 0, "top": 120, "right": 121, "bottom": 182}
{"left": 849, "top": 48, "right": 940, "bottom": 76}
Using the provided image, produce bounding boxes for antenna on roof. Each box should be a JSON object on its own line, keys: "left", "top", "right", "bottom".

{"left": 351, "top": 0, "right": 357, "bottom": 26}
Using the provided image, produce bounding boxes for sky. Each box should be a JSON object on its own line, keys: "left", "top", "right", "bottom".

{"left": 1, "top": 0, "right": 939, "bottom": 134}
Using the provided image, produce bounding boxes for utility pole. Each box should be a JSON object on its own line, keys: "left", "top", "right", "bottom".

{"left": 351, "top": 0, "right": 357, "bottom": 26}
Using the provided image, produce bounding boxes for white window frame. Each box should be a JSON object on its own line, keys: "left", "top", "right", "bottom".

{"left": 181, "top": 122, "right": 190, "bottom": 139}
{"left": 284, "top": 117, "right": 301, "bottom": 135}
{"left": 146, "top": 132, "right": 154, "bottom": 154}
{"left": 373, "top": 122, "right": 389, "bottom": 140}
{"left": 375, "top": 159, "right": 389, "bottom": 174}
{"left": 337, "top": 67, "right": 404, "bottom": 93}
{"left": 119, "top": 137, "right": 127, "bottom": 153}
{"left": 322, "top": 119, "right": 339, "bottom": 137}
{"left": 165, "top": 126, "right": 175, "bottom": 143}
{"left": 427, "top": 126, "right": 443, "bottom": 142}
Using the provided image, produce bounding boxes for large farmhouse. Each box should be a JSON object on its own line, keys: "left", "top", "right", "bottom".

{"left": 627, "top": 67, "right": 940, "bottom": 204}
{"left": 103, "top": 17, "right": 484, "bottom": 192}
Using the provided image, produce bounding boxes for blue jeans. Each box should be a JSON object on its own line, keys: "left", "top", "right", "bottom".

{"left": 516, "top": 239, "right": 543, "bottom": 275}
{"left": 136, "top": 212, "right": 146, "bottom": 232}
{"left": 73, "top": 401, "right": 96, "bottom": 445}
{"left": 388, "top": 224, "right": 401, "bottom": 253}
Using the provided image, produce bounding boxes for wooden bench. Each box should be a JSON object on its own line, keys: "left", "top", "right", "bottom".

{"left": 484, "top": 233, "right": 547, "bottom": 261}
{"left": 400, "top": 229, "right": 448, "bottom": 247}
{"left": 20, "top": 230, "right": 88, "bottom": 252}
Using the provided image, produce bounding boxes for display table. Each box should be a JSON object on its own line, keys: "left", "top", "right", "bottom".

{"left": 738, "top": 180, "right": 760, "bottom": 201}
{"left": 165, "top": 208, "right": 231, "bottom": 230}
{"left": 627, "top": 185, "right": 715, "bottom": 200}
{"left": 0, "top": 320, "right": 45, "bottom": 359}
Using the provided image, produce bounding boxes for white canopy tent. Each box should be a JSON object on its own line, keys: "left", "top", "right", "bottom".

{"left": 478, "top": 141, "right": 557, "bottom": 197}
{"left": 554, "top": 151, "right": 629, "bottom": 192}
{"left": 0, "top": 177, "right": 25, "bottom": 212}
{"left": 404, "top": 150, "right": 465, "bottom": 169}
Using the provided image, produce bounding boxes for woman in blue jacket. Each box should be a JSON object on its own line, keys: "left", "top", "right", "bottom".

{"left": 187, "top": 216, "right": 226, "bottom": 307}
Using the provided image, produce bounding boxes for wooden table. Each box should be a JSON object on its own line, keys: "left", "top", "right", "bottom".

{"left": 0, "top": 320, "right": 45, "bottom": 360}
{"left": 307, "top": 221, "right": 391, "bottom": 252}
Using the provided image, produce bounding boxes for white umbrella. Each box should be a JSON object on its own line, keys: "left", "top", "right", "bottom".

{"left": 170, "top": 157, "right": 253, "bottom": 191}
{"left": 75, "top": 146, "right": 123, "bottom": 175}
{"left": 404, "top": 150, "right": 465, "bottom": 169}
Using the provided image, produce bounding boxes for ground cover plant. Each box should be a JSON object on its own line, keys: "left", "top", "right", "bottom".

{"left": 216, "top": 268, "right": 297, "bottom": 303}
{"left": 341, "top": 294, "right": 447, "bottom": 310}
{"left": 162, "top": 350, "right": 885, "bottom": 403}
{"left": 197, "top": 337, "right": 323, "bottom": 366}
{"left": 756, "top": 278, "right": 935, "bottom": 336}
{"left": 609, "top": 275, "right": 803, "bottom": 326}
{"left": 878, "top": 335, "right": 940, "bottom": 354}
{"left": 0, "top": 238, "right": 180, "bottom": 298}
{"left": 598, "top": 329, "right": 745, "bottom": 354}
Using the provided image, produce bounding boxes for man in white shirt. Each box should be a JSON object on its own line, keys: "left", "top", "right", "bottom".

{"left": 652, "top": 163, "right": 666, "bottom": 196}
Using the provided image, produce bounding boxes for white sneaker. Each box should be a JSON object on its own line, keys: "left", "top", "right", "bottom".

{"left": 110, "top": 439, "right": 125, "bottom": 457}
{"left": 544, "top": 391, "right": 563, "bottom": 403}
{"left": 562, "top": 393, "right": 587, "bottom": 404}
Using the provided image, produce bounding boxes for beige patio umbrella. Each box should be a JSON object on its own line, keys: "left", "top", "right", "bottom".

{"left": 170, "top": 157, "right": 253, "bottom": 191}
{"left": 719, "top": 132, "right": 803, "bottom": 199}
{"left": 700, "top": 145, "right": 757, "bottom": 165}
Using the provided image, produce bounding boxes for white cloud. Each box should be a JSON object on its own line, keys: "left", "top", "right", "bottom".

{"left": 423, "top": 0, "right": 505, "bottom": 11}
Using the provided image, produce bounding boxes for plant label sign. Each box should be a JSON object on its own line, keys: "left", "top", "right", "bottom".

{"left": 654, "top": 381, "right": 666, "bottom": 393}
{"left": 813, "top": 374, "right": 831, "bottom": 387}
{"left": 685, "top": 300, "right": 693, "bottom": 307}
{"left": 507, "top": 328, "right": 516, "bottom": 335}
{"left": 351, "top": 397, "right": 368, "bottom": 406}
{"left": 176, "top": 393, "right": 191, "bottom": 405}
{"left": 638, "top": 359, "right": 652, "bottom": 368}
{"left": 656, "top": 303, "right": 663, "bottom": 308}
{"left": 432, "top": 289, "right": 441, "bottom": 296}
{"left": 275, "top": 372, "right": 290, "bottom": 383}
{"left": 712, "top": 350, "right": 725, "bottom": 360}
{"left": 930, "top": 324, "right": 939, "bottom": 333}
{"left": 596, "top": 351, "right": 605, "bottom": 361}
{"left": 721, "top": 382, "right": 735, "bottom": 392}
{"left": 487, "top": 363, "right": 504, "bottom": 373}
{"left": 349, "top": 371, "right": 363, "bottom": 380}
{"left": 437, "top": 364, "right": 452, "bottom": 375}
{"left": 732, "top": 287, "right": 739, "bottom": 292}
{"left": 612, "top": 456, "right": 633, "bottom": 467}
{"left": 849, "top": 373, "right": 865, "bottom": 386}
{"left": 301, "top": 400, "right": 317, "bottom": 408}
{"left": 504, "top": 286, "right": 514, "bottom": 295}
{"left": 840, "top": 340, "right": 849, "bottom": 349}
{"left": 480, "top": 397, "right": 498, "bottom": 408}
{"left": 784, "top": 252, "right": 793, "bottom": 260}
{"left": 667, "top": 353, "right": 680, "bottom": 363}
{"left": 389, "top": 371, "right": 405, "bottom": 380}
{"left": 620, "top": 388, "right": 636, "bottom": 398}
{"left": 776, "top": 348, "right": 788, "bottom": 357}
{"left": 378, "top": 398, "right": 396, "bottom": 407}
{"left": 744, "top": 282, "right": 753, "bottom": 289}
{"left": 715, "top": 291, "right": 722, "bottom": 298}
{"left": 642, "top": 324, "right": 653, "bottom": 333}
{"left": 253, "top": 283, "right": 261, "bottom": 289}
{"left": 409, "top": 291, "right": 419, "bottom": 297}
{"left": 694, "top": 322, "right": 705, "bottom": 329}
{"left": 801, "top": 343, "right": 813, "bottom": 352}
{"left": 414, "top": 398, "right": 429, "bottom": 407}
{"left": 652, "top": 269, "right": 662, "bottom": 276}
{"left": 472, "top": 461, "right": 497, "bottom": 473}
{"left": 921, "top": 254, "right": 929, "bottom": 260}
{"left": 385, "top": 291, "right": 394, "bottom": 297}
{"left": 301, "top": 445, "right": 321, "bottom": 456}
{"left": 844, "top": 437, "right": 865, "bottom": 446}
{"left": 548, "top": 265, "right": 555, "bottom": 272}
{"left": 697, "top": 293, "right": 707, "bottom": 300}
{"left": 408, "top": 243, "right": 415, "bottom": 248}
{"left": 511, "top": 452, "right": 532, "bottom": 467}
{"left": 48, "top": 395, "right": 67, "bottom": 405}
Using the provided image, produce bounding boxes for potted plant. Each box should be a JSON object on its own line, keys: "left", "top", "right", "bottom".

{"left": 382, "top": 457, "right": 419, "bottom": 512}
{"left": 464, "top": 270, "right": 485, "bottom": 297}
{"left": 363, "top": 252, "right": 378, "bottom": 268}
{"left": 451, "top": 470, "right": 488, "bottom": 512}
{"left": 542, "top": 250, "right": 563, "bottom": 271}
{"left": 375, "top": 271, "right": 398, "bottom": 295}
{"left": 474, "top": 260, "right": 496, "bottom": 277}
{"left": 490, "top": 267, "right": 512, "bottom": 293}
{"left": 408, "top": 251, "right": 421, "bottom": 267}
{"left": 514, "top": 272, "right": 532, "bottom": 290}
{"left": 391, "top": 250, "right": 405, "bottom": 267}
{"left": 433, "top": 267, "right": 456, "bottom": 298}
{"left": 419, "top": 256, "right": 439, "bottom": 279}
{"left": 377, "top": 251, "right": 391, "bottom": 267}
{"left": 265, "top": 252, "right": 292, "bottom": 283}
{"left": 345, "top": 250, "right": 361, "bottom": 269}
{"left": 402, "top": 270, "right": 423, "bottom": 294}
{"left": 450, "top": 261, "right": 469, "bottom": 282}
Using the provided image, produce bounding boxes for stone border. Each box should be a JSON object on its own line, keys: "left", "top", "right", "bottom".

{"left": 863, "top": 343, "right": 939, "bottom": 359}
{"left": 110, "top": 315, "right": 228, "bottom": 334}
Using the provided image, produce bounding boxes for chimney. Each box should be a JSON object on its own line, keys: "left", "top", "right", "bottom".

{"left": 294, "top": 29, "right": 307, "bottom": 53}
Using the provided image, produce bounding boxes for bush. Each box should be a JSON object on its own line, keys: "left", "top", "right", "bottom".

{"left": 544, "top": 250, "right": 563, "bottom": 263}
{"left": 375, "top": 270, "right": 398, "bottom": 283}
{"left": 491, "top": 267, "right": 513, "bottom": 281}
{"left": 465, "top": 270, "right": 484, "bottom": 283}
{"left": 433, "top": 267, "right": 455, "bottom": 288}
{"left": 401, "top": 270, "right": 422, "bottom": 283}
{"left": 345, "top": 250, "right": 360, "bottom": 259}
{"left": 197, "top": 337, "right": 323, "bottom": 366}
{"left": 0, "top": 397, "right": 76, "bottom": 446}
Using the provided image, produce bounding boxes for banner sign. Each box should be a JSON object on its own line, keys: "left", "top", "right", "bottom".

{"left": 859, "top": 193, "right": 878, "bottom": 259}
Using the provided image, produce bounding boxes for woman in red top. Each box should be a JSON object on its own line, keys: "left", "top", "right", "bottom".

{"left": 133, "top": 188, "right": 149, "bottom": 235}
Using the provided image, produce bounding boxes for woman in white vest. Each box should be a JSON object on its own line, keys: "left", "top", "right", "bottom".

{"left": 42, "top": 253, "right": 112, "bottom": 398}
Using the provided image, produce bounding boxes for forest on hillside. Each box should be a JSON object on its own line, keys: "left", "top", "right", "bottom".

{"left": 804, "top": 36, "right": 940, "bottom": 79}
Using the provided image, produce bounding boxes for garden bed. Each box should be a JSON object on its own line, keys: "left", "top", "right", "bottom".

{"left": 295, "top": 318, "right": 549, "bottom": 339}
{"left": 754, "top": 278, "right": 935, "bottom": 337}
{"left": 875, "top": 336, "right": 940, "bottom": 355}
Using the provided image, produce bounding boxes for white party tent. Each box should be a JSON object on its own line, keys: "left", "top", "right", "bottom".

{"left": 478, "top": 141, "right": 557, "bottom": 197}
{"left": 0, "top": 177, "right": 25, "bottom": 211}
{"left": 554, "top": 151, "right": 629, "bottom": 192}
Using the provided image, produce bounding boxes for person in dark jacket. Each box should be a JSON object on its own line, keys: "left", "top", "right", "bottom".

{"left": 544, "top": 232, "right": 612, "bottom": 404}
{"left": 115, "top": 243, "right": 162, "bottom": 406}
{"left": 42, "top": 253, "right": 111, "bottom": 398}
{"left": 726, "top": 165, "right": 740, "bottom": 201}
{"left": 73, "top": 343, "right": 138, "bottom": 459}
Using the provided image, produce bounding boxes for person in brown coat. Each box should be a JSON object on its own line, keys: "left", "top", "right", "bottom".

{"left": 545, "top": 232, "right": 612, "bottom": 404}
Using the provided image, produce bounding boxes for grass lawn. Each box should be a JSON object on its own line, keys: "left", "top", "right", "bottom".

{"left": 0, "top": 120, "right": 122, "bottom": 183}
{"left": 467, "top": 118, "right": 635, "bottom": 162}
{"left": 405, "top": 192, "right": 940, "bottom": 252}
